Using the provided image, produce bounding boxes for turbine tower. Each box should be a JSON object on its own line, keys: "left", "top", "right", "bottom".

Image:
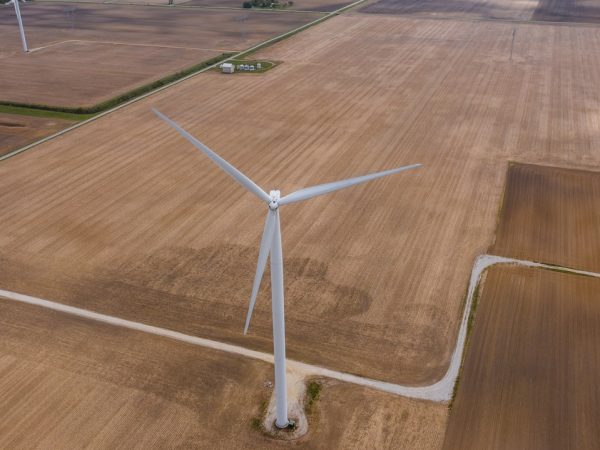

{"left": 153, "top": 108, "right": 422, "bottom": 428}
{"left": 12, "top": 0, "right": 28, "bottom": 53}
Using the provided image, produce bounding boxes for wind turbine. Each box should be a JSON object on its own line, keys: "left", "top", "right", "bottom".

{"left": 12, "top": 0, "right": 29, "bottom": 53}
{"left": 153, "top": 108, "right": 422, "bottom": 428}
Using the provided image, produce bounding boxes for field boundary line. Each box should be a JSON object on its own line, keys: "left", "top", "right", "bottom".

{"left": 1, "top": 255, "right": 597, "bottom": 401}
{"left": 0, "top": 0, "right": 366, "bottom": 162}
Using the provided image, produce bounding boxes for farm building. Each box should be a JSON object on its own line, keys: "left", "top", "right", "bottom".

{"left": 221, "top": 63, "right": 235, "bottom": 74}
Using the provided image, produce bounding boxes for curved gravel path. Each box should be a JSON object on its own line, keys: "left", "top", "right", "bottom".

{"left": 1, "top": 254, "right": 598, "bottom": 402}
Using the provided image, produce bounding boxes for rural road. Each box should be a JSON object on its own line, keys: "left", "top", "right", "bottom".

{"left": 1, "top": 254, "right": 598, "bottom": 402}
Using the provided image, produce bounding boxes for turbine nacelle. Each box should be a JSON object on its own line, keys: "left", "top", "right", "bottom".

{"left": 268, "top": 190, "right": 280, "bottom": 210}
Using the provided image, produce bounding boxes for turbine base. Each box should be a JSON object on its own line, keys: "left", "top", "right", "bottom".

{"left": 274, "top": 419, "right": 296, "bottom": 430}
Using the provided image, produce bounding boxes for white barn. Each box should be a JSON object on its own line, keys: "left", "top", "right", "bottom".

{"left": 221, "top": 63, "right": 235, "bottom": 74}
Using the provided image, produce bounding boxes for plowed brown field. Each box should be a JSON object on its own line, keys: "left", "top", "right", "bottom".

{"left": 0, "top": 3, "right": 320, "bottom": 107}
{"left": 0, "top": 113, "right": 73, "bottom": 156}
{"left": 443, "top": 265, "right": 600, "bottom": 449}
{"left": 360, "top": 0, "right": 538, "bottom": 21}
{"left": 0, "top": 298, "right": 447, "bottom": 449}
{"left": 492, "top": 163, "right": 600, "bottom": 272}
{"left": 532, "top": 0, "right": 600, "bottom": 23}
{"left": 359, "top": 0, "right": 600, "bottom": 23}
{"left": 2, "top": 11, "right": 600, "bottom": 387}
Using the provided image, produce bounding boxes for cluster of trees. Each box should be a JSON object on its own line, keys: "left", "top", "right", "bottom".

{"left": 242, "top": 0, "right": 293, "bottom": 8}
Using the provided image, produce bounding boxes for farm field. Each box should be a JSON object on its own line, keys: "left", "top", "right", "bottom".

{"left": 0, "top": 298, "right": 447, "bottom": 449}
{"left": 36, "top": 0, "right": 343, "bottom": 7}
{"left": 359, "top": 0, "right": 600, "bottom": 23}
{"left": 178, "top": 0, "right": 353, "bottom": 12}
{"left": 492, "top": 163, "right": 600, "bottom": 272}
{"left": 39, "top": 0, "right": 190, "bottom": 5}
{"left": 0, "top": 2, "right": 321, "bottom": 107}
{"left": 0, "top": 3, "right": 321, "bottom": 56}
{"left": 0, "top": 113, "right": 74, "bottom": 156}
{"left": 359, "top": 0, "right": 539, "bottom": 21}
{"left": 1, "top": 43, "right": 222, "bottom": 108}
{"left": 444, "top": 265, "right": 600, "bottom": 449}
{"left": 532, "top": 0, "right": 600, "bottom": 23}
{"left": 2, "top": 10, "right": 600, "bottom": 388}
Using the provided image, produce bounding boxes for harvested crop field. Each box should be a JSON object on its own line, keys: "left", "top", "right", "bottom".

{"left": 47, "top": 0, "right": 189, "bottom": 4}
{"left": 0, "top": 297, "right": 447, "bottom": 449}
{"left": 179, "top": 0, "right": 352, "bottom": 12}
{"left": 359, "top": 0, "right": 539, "bottom": 21}
{"left": 2, "top": 11, "right": 600, "bottom": 388}
{"left": 0, "top": 3, "right": 321, "bottom": 52}
{"left": 359, "top": 0, "right": 600, "bottom": 23}
{"left": 492, "top": 163, "right": 600, "bottom": 273}
{"left": 0, "top": 113, "right": 73, "bottom": 156}
{"left": 0, "top": 2, "right": 321, "bottom": 107}
{"left": 1, "top": 43, "right": 221, "bottom": 108}
{"left": 444, "top": 265, "right": 600, "bottom": 449}
{"left": 532, "top": 0, "right": 600, "bottom": 23}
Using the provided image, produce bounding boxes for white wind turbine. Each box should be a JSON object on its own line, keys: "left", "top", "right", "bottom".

{"left": 12, "top": 0, "right": 29, "bottom": 53}
{"left": 153, "top": 108, "right": 421, "bottom": 428}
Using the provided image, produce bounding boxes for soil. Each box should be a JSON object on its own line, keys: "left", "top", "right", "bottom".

{"left": 0, "top": 2, "right": 321, "bottom": 107}
{"left": 0, "top": 113, "right": 74, "bottom": 156}
{"left": 444, "top": 265, "right": 600, "bottom": 449}
{"left": 492, "top": 163, "right": 600, "bottom": 273}
{"left": 532, "top": 0, "right": 600, "bottom": 22}
{"left": 3, "top": 8, "right": 600, "bottom": 387}
{"left": 179, "top": 0, "right": 353, "bottom": 12}
{"left": 360, "top": 0, "right": 538, "bottom": 21}
{"left": 0, "top": 298, "right": 447, "bottom": 449}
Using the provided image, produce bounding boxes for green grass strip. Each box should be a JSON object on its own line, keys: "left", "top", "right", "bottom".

{"left": 449, "top": 277, "right": 483, "bottom": 410}
{"left": 305, "top": 380, "right": 322, "bottom": 415}
{"left": 0, "top": 104, "right": 94, "bottom": 121}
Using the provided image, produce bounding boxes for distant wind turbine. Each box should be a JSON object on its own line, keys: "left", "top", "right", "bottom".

{"left": 12, "top": 0, "right": 28, "bottom": 53}
{"left": 153, "top": 108, "right": 422, "bottom": 429}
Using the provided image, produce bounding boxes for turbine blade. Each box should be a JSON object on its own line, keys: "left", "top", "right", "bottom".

{"left": 279, "top": 163, "right": 422, "bottom": 205}
{"left": 244, "top": 210, "right": 276, "bottom": 334}
{"left": 153, "top": 108, "right": 271, "bottom": 204}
